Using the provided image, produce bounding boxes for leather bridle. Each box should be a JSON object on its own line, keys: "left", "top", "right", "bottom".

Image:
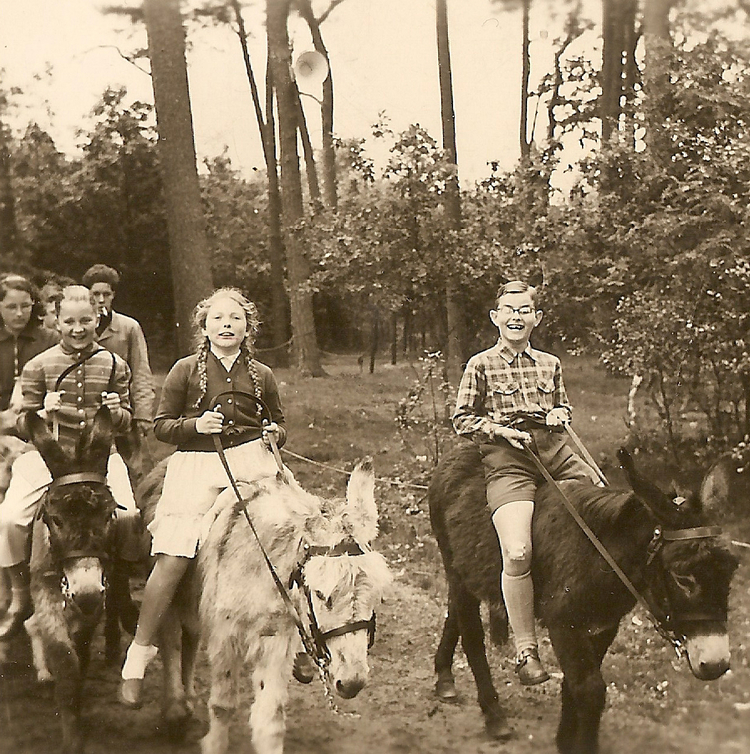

{"left": 289, "top": 537, "right": 377, "bottom": 664}
{"left": 38, "top": 472, "right": 115, "bottom": 620}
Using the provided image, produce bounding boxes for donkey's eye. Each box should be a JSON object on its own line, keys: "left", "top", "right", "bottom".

{"left": 48, "top": 514, "right": 64, "bottom": 528}
{"left": 314, "top": 590, "right": 333, "bottom": 609}
{"left": 672, "top": 573, "right": 698, "bottom": 597}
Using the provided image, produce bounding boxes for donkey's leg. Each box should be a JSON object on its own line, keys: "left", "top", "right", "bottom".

{"left": 249, "top": 635, "right": 293, "bottom": 754}
{"left": 45, "top": 635, "right": 85, "bottom": 754}
{"left": 434, "top": 589, "right": 460, "bottom": 701}
{"left": 24, "top": 612, "right": 53, "bottom": 682}
{"left": 200, "top": 627, "right": 242, "bottom": 754}
{"left": 549, "top": 624, "right": 616, "bottom": 754}
{"left": 454, "top": 582, "right": 510, "bottom": 740}
{"left": 160, "top": 607, "right": 192, "bottom": 727}
{"left": 104, "top": 578, "right": 122, "bottom": 664}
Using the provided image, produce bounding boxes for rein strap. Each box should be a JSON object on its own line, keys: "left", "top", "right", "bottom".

{"left": 524, "top": 447, "right": 674, "bottom": 638}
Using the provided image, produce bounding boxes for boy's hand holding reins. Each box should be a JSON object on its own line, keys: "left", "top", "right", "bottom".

{"left": 545, "top": 408, "right": 570, "bottom": 427}
{"left": 101, "top": 391, "right": 121, "bottom": 410}
{"left": 196, "top": 409, "right": 225, "bottom": 435}
{"left": 491, "top": 424, "right": 531, "bottom": 450}
{"left": 43, "top": 391, "right": 64, "bottom": 414}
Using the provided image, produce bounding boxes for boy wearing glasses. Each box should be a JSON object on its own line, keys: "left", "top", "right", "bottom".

{"left": 452, "top": 280, "right": 597, "bottom": 685}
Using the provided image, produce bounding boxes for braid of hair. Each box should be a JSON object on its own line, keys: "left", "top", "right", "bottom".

{"left": 242, "top": 345, "right": 263, "bottom": 417}
{"left": 193, "top": 338, "right": 210, "bottom": 409}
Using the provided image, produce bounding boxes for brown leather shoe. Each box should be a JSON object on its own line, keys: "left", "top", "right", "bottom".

{"left": 292, "top": 652, "right": 315, "bottom": 684}
{"left": 0, "top": 597, "right": 33, "bottom": 640}
{"left": 119, "top": 677, "right": 144, "bottom": 709}
{"left": 515, "top": 648, "right": 550, "bottom": 686}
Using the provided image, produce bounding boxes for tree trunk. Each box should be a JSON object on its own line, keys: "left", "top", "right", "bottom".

{"left": 0, "top": 116, "right": 19, "bottom": 261}
{"left": 296, "top": 0, "right": 337, "bottom": 209}
{"left": 519, "top": 0, "right": 531, "bottom": 159}
{"left": 143, "top": 0, "right": 213, "bottom": 355}
{"left": 266, "top": 0, "right": 324, "bottom": 376}
{"left": 230, "top": 0, "right": 290, "bottom": 362}
{"left": 601, "top": 0, "right": 637, "bottom": 143}
{"left": 293, "top": 86, "right": 322, "bottom": 207}
{"left": 436, "top": 0, "right": 466, "bottom": 384}
{"left": 643, "top": 0, "right": 675, "bottom": 152}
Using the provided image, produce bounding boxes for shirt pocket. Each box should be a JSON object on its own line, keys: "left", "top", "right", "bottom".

{"left": 493, "top": 380, "right": 520, "bottom": 397}
{"left": 536, "top": 378, "right": 555, "bottom": 395}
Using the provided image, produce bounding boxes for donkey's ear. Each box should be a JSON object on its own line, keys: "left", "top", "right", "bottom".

{"left": 617, "top": 448, "right": 669, "bottom": 515}
{"left": 527, "top": 268, "right": 545, "bottom": 290}
{"left": 23, "top": 411, "right": 69, "bottom": 477}
{"left": 77, "top": 406, "right": 114, "bottom": 473}
{"left": 698, "top": 456, "right": 733, "bottom": 515}
{"left": 344, "top": 457, "right": 378, "bottom": 545}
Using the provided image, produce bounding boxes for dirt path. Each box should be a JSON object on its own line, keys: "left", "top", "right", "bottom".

{"left": 2, "top": 567, "right": 749, "bottom": 754}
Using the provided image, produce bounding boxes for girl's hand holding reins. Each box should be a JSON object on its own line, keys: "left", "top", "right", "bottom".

{"left": 101, "top": 392, "right": 121, "bottom": 410}
{"left": 491, "top": 424, "right": 531, "bottom": 450}
{"left": 546, "top": 408, "right": 570, "bottom": 427}
{"left": 43, "top": 391, "right": 64, "bottom": 413}
{"left": 196, "top": 409, "right": 225, "bottom": 435}
{"left": 262, "top": 421, "right": 279, "bottom": 447}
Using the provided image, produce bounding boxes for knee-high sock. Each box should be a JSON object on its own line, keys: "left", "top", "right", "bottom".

{"left": 501, "top": 570, "right": 537, "bottom": 654}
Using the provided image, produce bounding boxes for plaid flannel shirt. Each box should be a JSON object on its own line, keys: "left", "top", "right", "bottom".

{"left": 452, "top": 340, "right": 572, "bottom": 443}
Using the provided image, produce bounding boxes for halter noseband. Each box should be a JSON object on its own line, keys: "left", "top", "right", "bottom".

{"left": 49, "top": 472, "right": 108, "bottom": 490}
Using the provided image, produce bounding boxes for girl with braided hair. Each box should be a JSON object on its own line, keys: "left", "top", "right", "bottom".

{"left": 120, "top": 288, "right": 287, "bottom": 707}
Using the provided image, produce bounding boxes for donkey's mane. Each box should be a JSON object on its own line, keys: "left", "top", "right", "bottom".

{"left": 545, "top": 481, "right": 640, "bottom": 531}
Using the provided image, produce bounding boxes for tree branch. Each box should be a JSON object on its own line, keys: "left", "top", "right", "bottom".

{"left": 317, "top": 0, "right": 347, "bottom": 24}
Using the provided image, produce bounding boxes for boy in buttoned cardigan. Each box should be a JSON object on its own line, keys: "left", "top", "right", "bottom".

{"left": 452, "top": 280, "right": 597, "bottom": 685}
{"left": 0, "top": 286, "right": 144, "bottom": 638}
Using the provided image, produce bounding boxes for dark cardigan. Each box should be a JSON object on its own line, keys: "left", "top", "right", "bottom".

{"left": 154, "top": 352, "right": 286, "bottom": 452}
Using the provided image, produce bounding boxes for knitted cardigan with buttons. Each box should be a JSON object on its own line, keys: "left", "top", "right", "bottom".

{"left": 154, "top": 352, "right": 286, "bottom": 452}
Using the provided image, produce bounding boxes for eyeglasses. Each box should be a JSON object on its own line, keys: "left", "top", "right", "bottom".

{"left": 497, "top": 304, "right": 535, "bottom": 316}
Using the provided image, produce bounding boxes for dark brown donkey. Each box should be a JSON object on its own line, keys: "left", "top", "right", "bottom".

{"left": 21, "top": 407, "right": 123, "bottom": 754}
{"left": 429, "top": 443, "right": 739, "bottom": 754}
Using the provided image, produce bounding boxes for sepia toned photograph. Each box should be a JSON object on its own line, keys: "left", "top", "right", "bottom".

{"left": 1, "top": 1, "right": 749, "bottom": 752}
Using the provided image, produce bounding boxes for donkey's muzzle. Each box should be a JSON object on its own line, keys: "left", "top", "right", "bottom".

{"left": 335, "top": 677, "right": 366, "bottom": 699}
{"left": 685, "top": 626, "right": 730, "bottom": 680}
{"left": 62, "top": 558, "right": 107, "bottom": 617}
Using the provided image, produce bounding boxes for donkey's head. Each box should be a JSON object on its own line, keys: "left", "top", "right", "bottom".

{"left": 26, "top": 407, "right": 118, "bottom": 621}
{"left": 293, "top": 459, "right": 392, "bottom": 699}
{"left": 618, "top": 449, "right": 739, "bottom": 680}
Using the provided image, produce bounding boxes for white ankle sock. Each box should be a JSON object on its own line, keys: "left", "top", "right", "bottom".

{"left": 121, "top": 641, "right": 158, "bottom": 680}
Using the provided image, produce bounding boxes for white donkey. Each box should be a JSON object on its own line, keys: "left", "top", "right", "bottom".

{"left": 138, "top": 457, "right": 392, "bottom": 754}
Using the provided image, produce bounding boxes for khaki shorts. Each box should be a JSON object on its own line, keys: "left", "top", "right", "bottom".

{"left": 479, "top": 428, "right": 597, "bottom": 513}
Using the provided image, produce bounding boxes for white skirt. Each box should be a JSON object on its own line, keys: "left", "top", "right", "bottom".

{"left": 148, "top": 439, "right": 280, "bottom": 557}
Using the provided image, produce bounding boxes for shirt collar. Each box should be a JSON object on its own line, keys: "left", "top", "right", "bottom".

{"left": 210, "top": 345, "right": 241, "bottom": 370}
{"left": 496, "top": 340, "right": 537, "bottom": 364}
{"left": 59, "top": 341, "right": 99, "bottom": 358}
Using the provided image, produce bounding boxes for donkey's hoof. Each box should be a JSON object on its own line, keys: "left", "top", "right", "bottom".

{"left": 163, "top": 697, "right": 193, "bottom": 726}
{"left": 435, "top": 676, "right": 459, "bottom": 702}
{"left": 485, "top": 714, "right": 513, "bottom": 741}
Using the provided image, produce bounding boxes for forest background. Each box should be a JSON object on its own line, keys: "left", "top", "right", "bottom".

{"left": 1, "top": 0, "right": 750, "bottom": 473}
